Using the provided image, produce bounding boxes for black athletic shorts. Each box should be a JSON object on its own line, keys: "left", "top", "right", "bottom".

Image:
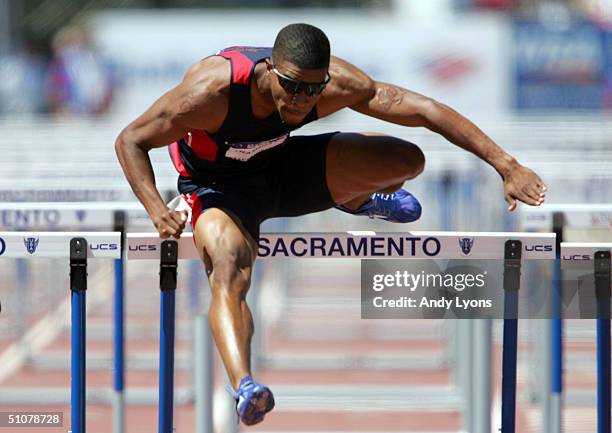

{"left": 177, "top": 132, "right": 338, "bottom": 240}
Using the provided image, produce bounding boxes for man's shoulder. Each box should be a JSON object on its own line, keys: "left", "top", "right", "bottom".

{"left": 173, "top": 56, "right": 230, "bottom": 130}
{"left": 316, "top": 56, "right": 375, "bottom": 117}
{"left": 183, "top": 56, "right": 231, "bottom": 98}
{"left": 327, "top": 56, "right": 374, "bottom": 97}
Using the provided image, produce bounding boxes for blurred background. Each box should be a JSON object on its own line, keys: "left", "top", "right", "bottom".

{"left": 1, "top": 0, "right": 612, "bottom": 433}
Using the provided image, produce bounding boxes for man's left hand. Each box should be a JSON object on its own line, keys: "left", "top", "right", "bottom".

{"left": 503, "top": 164, "right": 547, "bottom": 212}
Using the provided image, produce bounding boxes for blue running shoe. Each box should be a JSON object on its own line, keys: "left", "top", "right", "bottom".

{"left": 335, "top": 189, "right": 422, "bottom": 223}
{"left": 232, "top": 376, "right": 275, "bottom": 426}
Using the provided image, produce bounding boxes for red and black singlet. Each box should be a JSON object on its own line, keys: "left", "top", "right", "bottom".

{"left": 169, "top": 46, "right": 318, "bottom": 179}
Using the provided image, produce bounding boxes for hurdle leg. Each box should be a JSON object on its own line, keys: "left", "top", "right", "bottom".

{"left": 158, "top": 240, "right": 178, "bottom": 433}
{"left": 595, "top": 251, "right": 611, "bottom": 433}
{"left": 472, "top": 319, "right": 492, "bottom": 433}
{"left": 542, "top": 260, "right": 563, "bottom": 433}
{"left": 112, "top": 211, "right": 126, "bottom": 433}
{"left": 501, "top": 317, "right": 517, "bottom": 433}
{"left": 113, "top": 256, "right": 125, "bottom": 433}
{"left": 549, "top": 279, "right": 563, "bottom": 433}
{"left": 549, "top": 257, "right": 563, "bottom": 433}
{"left": 501, "top": 240, "right": 521, "bottom": 433}
{"left": 550, "top": 317, "right": 562, "bottom": 433}
{"left": 70, "top": 238, "right": 88, "bottom": 433}
{"left": 458, "top": 321, "right": 473, "bottom": 432}
{"left": 597, "top": 316, "right": 611, "bottom": 433}
{"left": 549, "top": 212, "right": 564, "bottom": 433}
{"left": 195, "top": 314, "right": 213, "bottom": 433}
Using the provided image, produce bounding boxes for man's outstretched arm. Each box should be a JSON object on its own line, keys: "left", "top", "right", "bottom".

{"left": 325, "top": 58, "right": 547, "bottom": 211}
{"left": 353, "top": 81, "right": 546, "bottom": 211}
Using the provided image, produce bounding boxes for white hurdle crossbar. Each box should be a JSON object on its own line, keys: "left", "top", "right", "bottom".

{"left": 0, "top": 232, "right": 120, "bottom": 258}
{"left": 128, "top": 231, "right": 555, "bottom": 260}
{"left": 521, "top": 204, "right": 612, "bottom": 231}
{"left": 0, "top": 232, "right": 120, "bottom": 433}
{"left": 128, "top": 230, "right": 555, "bottom": 433}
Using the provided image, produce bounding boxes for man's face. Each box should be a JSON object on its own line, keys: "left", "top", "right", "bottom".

{"left": 267, "top": 57, "right": 329, "bottom": 125}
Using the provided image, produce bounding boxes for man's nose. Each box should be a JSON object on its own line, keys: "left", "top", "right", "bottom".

{"left": 293, "top": 93, "right": 315, "bottom": 105}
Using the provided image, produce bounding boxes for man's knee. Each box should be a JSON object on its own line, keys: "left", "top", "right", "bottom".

{"left": 195, "top": 218, "right": 255, "bottom": 301}
{"left": 205, "top": 243, "right": 254, "bottom": 301}
{"left": 209, "top": 260, "right": 252, "bottom": 300}
{"left": 376, "top": 138, "right": 425, "bottom": 183}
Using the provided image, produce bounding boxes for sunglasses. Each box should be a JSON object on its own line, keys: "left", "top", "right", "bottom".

{"left": 272, "top": 65, "right": 331, "bottom": 97}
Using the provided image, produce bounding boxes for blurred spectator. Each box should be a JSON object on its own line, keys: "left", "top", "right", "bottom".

{"left": 46, "top": 23, "right": 114, "bottom": 116}
{"left": 0, "top": 38, "right": 47, "bottom": 115}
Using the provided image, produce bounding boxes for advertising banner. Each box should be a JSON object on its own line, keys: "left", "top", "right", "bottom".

{"left": 513, "top": 19, "right": 605, "bottom": 110}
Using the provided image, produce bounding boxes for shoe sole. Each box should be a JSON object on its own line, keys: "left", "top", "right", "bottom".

{"left": 240, "top": 388, "right": 275, "bottom": 426}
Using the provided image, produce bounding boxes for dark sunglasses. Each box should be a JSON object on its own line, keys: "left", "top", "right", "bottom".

{"left": 272, "top": 65, "right": 331, "bottom": 97}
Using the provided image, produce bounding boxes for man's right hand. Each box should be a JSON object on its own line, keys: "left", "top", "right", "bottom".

{"left": 151, "top": 208, "right": 188, "bottom": 239}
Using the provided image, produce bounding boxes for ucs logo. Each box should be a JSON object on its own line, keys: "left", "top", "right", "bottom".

{"left": 128, "top": 244, "right": 157, "bottom": 252}
{"left": 562, "top": 254, "right": 591, "bottom": 261}
{"left": 24, "top": 237, "right": 39, "bottom": 255}
{"left": 524, "top": 244, "right": 553, "bottom": 252}
{"left": 89, "top": 243, "right": 118, "bottom": 250}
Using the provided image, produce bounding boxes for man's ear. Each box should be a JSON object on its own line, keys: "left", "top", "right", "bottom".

{"left": 265, "top": 58, "right": 273, "bottom": 71}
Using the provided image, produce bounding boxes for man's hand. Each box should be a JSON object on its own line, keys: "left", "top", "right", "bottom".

{"left": 152, "top": 208, "right": 188, "bottom": 239}
{"left": 503, "top": 164, "right": 547, "bottom": 212}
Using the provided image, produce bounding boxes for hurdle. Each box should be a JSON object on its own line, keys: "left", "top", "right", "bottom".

{"left": 0, "top": 231, "right": 121, "bottom": 433}
{"left": 521, "top": 204, "right": 612, "bottom": 433}
{"left": 0, "top": 201, "right": 149, "bottom": 433}
{"left": 127, "top": 230, "right": 555, "bottom": 433}
{"left": 561, "top": 242, "right": 612, "bottom": 433}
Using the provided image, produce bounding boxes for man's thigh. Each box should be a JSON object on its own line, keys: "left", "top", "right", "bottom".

{"left": 270, "top": 132, "right": 337, "bottom": 218}
{"left": 325, "top": 132, "right": 425, "bottom": 204}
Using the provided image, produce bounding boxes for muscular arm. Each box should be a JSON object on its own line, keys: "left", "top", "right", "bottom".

{"left": 351, "top": 80, "right": 516, "bottom": 178}
{"left": 115, "top": 57, "right": 228, "bottom": 219}
{"left": 319, "top": 57, "right": 546, "bottom": 209}
{"left": 115, "top": 57, "right": 229, "bottom": 233}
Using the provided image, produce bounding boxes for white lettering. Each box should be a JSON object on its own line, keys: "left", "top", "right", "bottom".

{"left": 225, "top": 134, "right": 289, "bottom": 161}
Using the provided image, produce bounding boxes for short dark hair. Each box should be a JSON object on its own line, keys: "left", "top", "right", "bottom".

{"left": 272, "top": 23, "right": 330, "bottom": 70}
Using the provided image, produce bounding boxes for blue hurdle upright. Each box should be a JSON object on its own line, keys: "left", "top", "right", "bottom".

{"left": 113, "top": 211, "right": 126, "bottom": 433}
{"left": 158, "top": 240, "right": 178, "bottom": 433}
{"left": 70, "top": 238, "right": 87, "bottom": 433}
{"left": 521, "top": 204, "right": 612, "bottom": 433}
{"left": 595, "top": 250, "right": 611, "bottom": 433}
{"left": 562, "top": 242, "right": 612, "bottom": 433}
{"left": 501, "top": 240, "right": 521, "bottom": 433}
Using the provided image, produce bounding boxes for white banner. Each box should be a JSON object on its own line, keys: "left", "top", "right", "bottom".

{"left": 0, "top": 232, "right": 121, "bottom": 258}
{"left": 91, "top": 10, "right": 508, "bottom": 119}
{"left": 0, "top": 202, "right": 152, "bottom": 230}
{"left": 127, "top": 231, "right": 555, "bottom": 260}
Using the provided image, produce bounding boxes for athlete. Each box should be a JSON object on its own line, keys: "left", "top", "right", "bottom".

{"left": 115, "top": 23, "right": 546, "bottom": 426}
